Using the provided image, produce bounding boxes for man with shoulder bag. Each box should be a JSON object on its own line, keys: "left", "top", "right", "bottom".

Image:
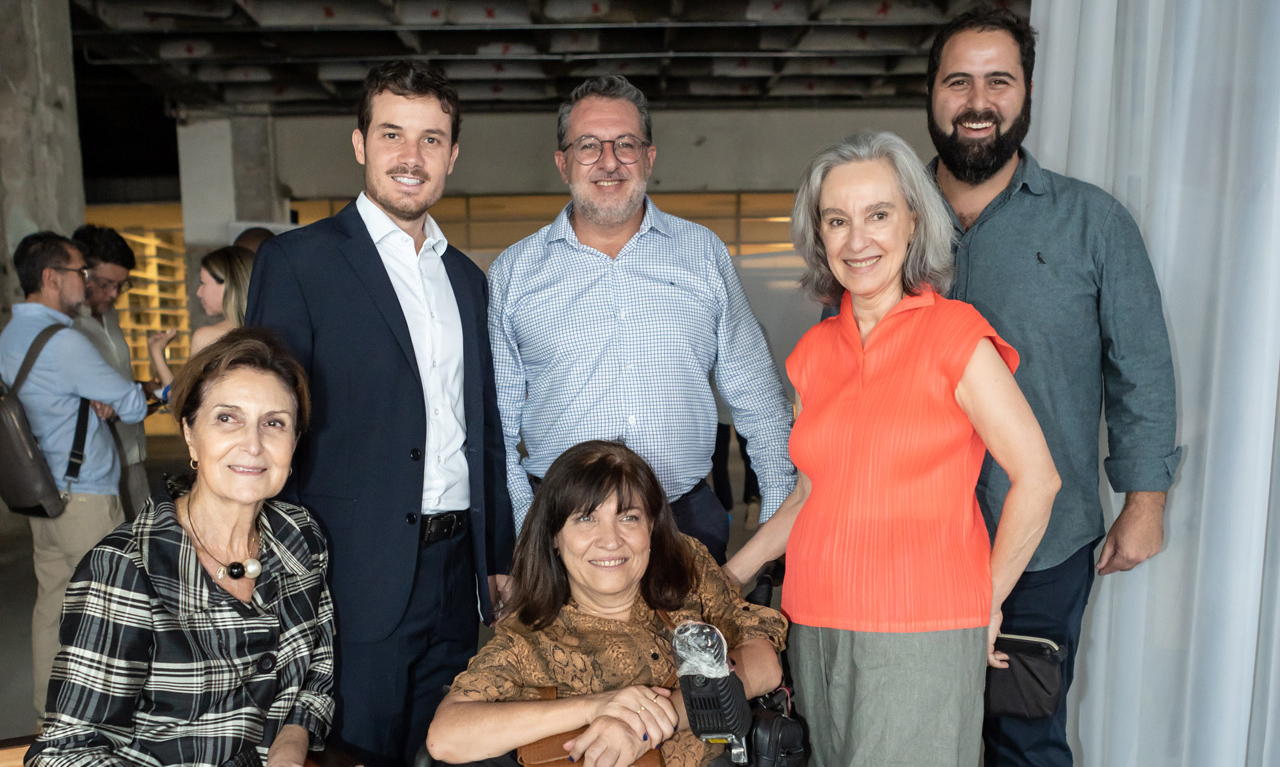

{"left": 0, "top": 231, "right": 148, "bottom": 724}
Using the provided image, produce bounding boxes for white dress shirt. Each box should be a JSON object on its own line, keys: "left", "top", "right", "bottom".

{"left": 356, "top": 193, "right": 469, "bottom": 513}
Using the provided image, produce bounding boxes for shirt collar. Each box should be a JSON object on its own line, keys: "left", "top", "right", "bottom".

{"left": 544, "top": 196, "right": 671, "bottom": 250}
{"left": 136, "top": 490, "right": 316, "bottom": 618}
{"left": 356, "top": 191, "right": 448, "bottom": 258}
{"left": 928, "top": 148, "right": 1048, "bottom": 199}
{"left": 838, "top": 286, "right": 938, "bottom": 345}
{"left": 14, "top": 302, "right": 74, "bottom": 327}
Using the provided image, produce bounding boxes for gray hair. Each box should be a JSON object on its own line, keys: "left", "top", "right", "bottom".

{"left": 556, "top": 75, "right": 653, "bottom": 149}
{"left": 793, "top": 131, "right": 954, "bottom": 306}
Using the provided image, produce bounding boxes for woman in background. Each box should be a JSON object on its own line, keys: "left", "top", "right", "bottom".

{"left": 149, "top": 245, "right": 255, "bottom": 395}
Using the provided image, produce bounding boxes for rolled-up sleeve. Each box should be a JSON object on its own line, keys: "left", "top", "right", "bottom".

{"left": 1097, "top": 201, "right": 1182, "bottom": 491}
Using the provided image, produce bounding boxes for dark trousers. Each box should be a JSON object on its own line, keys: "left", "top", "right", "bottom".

{"left": 670, "top": 481, "right": 730, "bottom": 565}
{"left": 332, "top": 531, "right": 479, "bottom": 767}
{"left": 983, "top": 541, "right": 1098, "bottom": 767}
{"left": 711, "top": 424, "right": 761, "bottom": 511}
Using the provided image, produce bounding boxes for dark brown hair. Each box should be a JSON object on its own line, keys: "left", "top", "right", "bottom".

{"left": 13, "top": 231, "right": 76, "bottom": 296}
{"left": 926, "top": 6, "right": 1038, "bottom": 96}
{"left": 508, "top": 441, "right": 694, "bottom": 631}
{"left": 357, "top": 60, "right": 461, "bottom": 144}
{"left": 170, "top": 326, "right": 311, "bottom": 436}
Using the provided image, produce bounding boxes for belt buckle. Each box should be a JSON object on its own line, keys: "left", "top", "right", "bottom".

{"left": 424, "top": 511, "right": 460, "bottom": 544}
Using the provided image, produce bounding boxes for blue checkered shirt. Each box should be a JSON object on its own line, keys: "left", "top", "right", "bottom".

{"left": 489, "top": 199, "right": 796, "bottom": 530}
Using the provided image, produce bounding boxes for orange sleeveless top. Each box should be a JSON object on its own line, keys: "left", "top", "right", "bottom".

{"left": 782, "top": 289, "right": 1018, "bottom": 633}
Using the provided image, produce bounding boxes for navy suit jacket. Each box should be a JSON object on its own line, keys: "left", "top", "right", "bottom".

{"left": 245, "top": 201, "right": 513, "bottom": 643}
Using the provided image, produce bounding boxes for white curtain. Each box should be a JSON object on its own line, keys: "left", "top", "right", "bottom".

{"left": 1025, "top": 0, "right": 1280, "bottom": 765}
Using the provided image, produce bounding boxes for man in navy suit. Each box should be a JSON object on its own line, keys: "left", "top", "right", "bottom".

{"left": 246, "top": 61, "right": 513, "bottom": 767}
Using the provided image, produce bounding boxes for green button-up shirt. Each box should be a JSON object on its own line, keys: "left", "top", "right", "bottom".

{"left": 933, "top": 150, "right": 1181, "bottom": 571}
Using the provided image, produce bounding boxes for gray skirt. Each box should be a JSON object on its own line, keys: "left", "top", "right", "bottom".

{"left": 789, "top": 623, "right": 987, "bottom": 767}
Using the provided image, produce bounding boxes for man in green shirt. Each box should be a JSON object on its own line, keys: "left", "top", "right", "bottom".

{"left": 926, "top": 8, "right": 1181, "bottom": 766}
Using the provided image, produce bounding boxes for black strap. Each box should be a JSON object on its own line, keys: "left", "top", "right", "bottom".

{"left": 65, "top": 397, "right": 91, "bottom": 482}
{"left": 6, "top": 325, "right": 64, "bottom": 393}
{"left": 3, "top": 324, "right": 94, "bottom": 484}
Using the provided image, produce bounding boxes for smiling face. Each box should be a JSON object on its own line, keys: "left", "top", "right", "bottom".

{"left": 820, "top": 158, "right": 917, "bottom": 308}
{"left": 553, "top": 493, "right": 653, "bottom": 611}
{"left": 352, "top": 91, "right": 459, "bottom": 230}
{"left": 183, "top": 368, "right": 299, "bottom": 510}
{"left": 555, "top": 96, "right": 656, "bottom": 231}
{"left": 928, "top": 28, "right": 1031, "bottom": 185}
{"left": 196, "top": 267, "right": 225, "bottom": 317}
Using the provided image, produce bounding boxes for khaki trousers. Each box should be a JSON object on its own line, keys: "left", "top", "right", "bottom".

{"left": 28, "top": 492, "right": 124, "bottom": 721}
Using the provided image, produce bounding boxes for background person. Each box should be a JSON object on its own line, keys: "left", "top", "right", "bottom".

{"left": 72, "top": 224, "right": 154, "bottom": 520}
{"left": 0, "top": 231, "right": 149, "bottom": 724}
{"left": 26, "top": 327, "right": 335, "bottom": 767}
{"left": 148, "top": 245, "right": 255, "bottom": 393}
{"left": 725, "top": 132, "right": 1059, "bottom": 767}
{"left": 427, "top": 440, "right": 786, "bottom": 767}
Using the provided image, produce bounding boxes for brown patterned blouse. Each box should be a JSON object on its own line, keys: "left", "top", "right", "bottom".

{"left": 449, "top": 536, "right": 788, "bottom": 767}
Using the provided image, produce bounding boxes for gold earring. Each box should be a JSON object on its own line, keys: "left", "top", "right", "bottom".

{"left": 190, "top": 459, "right": 198, "bottom": 470}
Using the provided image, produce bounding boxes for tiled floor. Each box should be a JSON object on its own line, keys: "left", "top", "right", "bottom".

{"left": 0, "top": 433, "right": 764, "bottom": 739}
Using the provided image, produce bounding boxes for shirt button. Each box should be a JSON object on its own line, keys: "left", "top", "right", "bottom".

{"left": 410, "top": 449, "right": 423, "bottom": 461}
{"left": 432, "top": 358, "right": 439, "bottom": 367}
{"left": 257, "top": 654, "right": 276, "bottom": 673}
{"left": 627, "top": 415, "right": 636, "bottom": 425}
{"left": 437, "top": 455, "right": 444, "bottom": 464}
{"left": 433, "top": 407, "right": 441, "bottom": 416}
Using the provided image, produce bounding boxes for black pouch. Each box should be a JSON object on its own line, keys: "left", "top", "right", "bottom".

{"left": 985, "top": 634, "right": 1067, "bottom": 719}
{"left": 750, "top": 706, "right": 806, "bottom": 767}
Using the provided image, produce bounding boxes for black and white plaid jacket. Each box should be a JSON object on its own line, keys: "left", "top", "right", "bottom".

{"left": 27, "top": 492, "right": 335, "bottom": 767}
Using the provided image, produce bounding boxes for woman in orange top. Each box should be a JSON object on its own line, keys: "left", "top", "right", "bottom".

{"left": 726, "top": 131, "right": 1060, "bottom": 767}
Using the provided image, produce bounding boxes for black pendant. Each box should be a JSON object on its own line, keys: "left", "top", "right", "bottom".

{"left": 226, "top": 561, "right": 246, "bottom": 579}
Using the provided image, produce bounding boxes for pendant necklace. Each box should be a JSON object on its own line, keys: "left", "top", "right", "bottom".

{"left": 187, "top": 501, "right": 262, "bottom": 581}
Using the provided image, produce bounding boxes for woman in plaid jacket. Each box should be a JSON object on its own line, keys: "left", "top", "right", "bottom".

{"left": 27, "top": 328, "right": 335, "bottom": 767}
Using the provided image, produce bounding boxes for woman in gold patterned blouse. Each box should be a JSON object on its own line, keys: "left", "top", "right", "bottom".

{"left": 427, "top": 440, "right": 787, "bottom": 767}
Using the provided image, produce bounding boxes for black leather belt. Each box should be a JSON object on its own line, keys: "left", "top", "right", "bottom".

{"left": 419, "top": 510, "right": 468, "bottom": 545}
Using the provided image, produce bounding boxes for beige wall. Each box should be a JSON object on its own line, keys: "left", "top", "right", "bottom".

{"left": 274, "top": 107, "right": 932, "bottom": 199}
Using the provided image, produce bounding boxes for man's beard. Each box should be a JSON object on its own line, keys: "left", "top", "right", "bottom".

{"left": 570, "top": 175, "right": 647, "bottom": 229}
{"left": 928, "top": 95, "right": 1032, "bottom": 186}
{"left": 367, "top": 165, "right": 438, "bottom": 223}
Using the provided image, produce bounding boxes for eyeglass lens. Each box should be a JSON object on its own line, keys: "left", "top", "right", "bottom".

{"left": 571, "top": 135, "right": 646, "bottom": 165}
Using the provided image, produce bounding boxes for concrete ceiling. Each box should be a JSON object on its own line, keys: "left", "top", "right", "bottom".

{"left": 70, "top": 0, "right": 1031, "bottom": 116}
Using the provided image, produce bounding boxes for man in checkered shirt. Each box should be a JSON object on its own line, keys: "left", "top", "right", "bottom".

{"left": 488, "top": 76, "right": 795, "bottom": 563}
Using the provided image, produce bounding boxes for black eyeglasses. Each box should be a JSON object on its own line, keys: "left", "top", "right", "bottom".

{"left": 563, "top": 134, "right": 650, "bottom": 166}
{"left": 51, "top": 266, "right": 91, "bottom": 281}
{"left": 89, "top": 272, "right": 133, "bottom": 294}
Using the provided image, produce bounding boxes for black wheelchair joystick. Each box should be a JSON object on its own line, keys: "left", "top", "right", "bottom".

{"left": 673, "top": 622, "right": 753, "bottom": 764}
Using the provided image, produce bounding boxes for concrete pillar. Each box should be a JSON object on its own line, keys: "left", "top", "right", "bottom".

{"left": 0, "top": 0, "right": 85, "bottom": 326}
{"left": 177, "top": 113, "right": 289, "bottom": 323}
